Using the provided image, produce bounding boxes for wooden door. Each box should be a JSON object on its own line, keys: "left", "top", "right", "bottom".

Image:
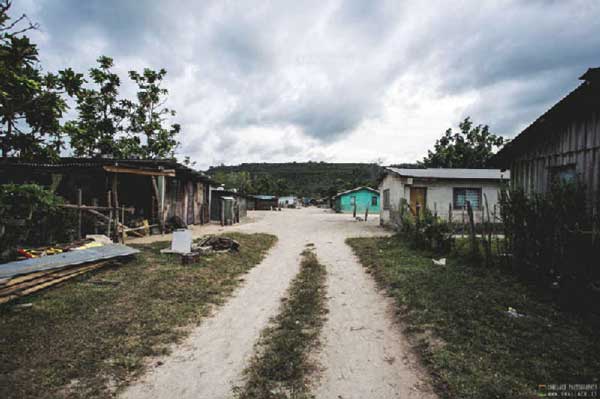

{"left": 409, "top": 187, "right": 427, "bottom": 215}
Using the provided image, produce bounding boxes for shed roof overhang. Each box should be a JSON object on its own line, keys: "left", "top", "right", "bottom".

{"left": 491, "top": 67, "right": 600, "bottom": 169}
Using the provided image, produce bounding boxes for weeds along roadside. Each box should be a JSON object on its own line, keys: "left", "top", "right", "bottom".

{"left": 235, "top": 247, "right": 327, "bottom": 399}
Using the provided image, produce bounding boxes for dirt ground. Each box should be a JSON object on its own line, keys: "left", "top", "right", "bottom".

{"left": 121, "top": 207, "right": 435, "bottom": 399}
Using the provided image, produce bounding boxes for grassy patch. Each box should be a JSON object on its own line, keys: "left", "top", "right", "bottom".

{"left": 0, "top": 232, "right": 276, "bottom": 399}
{"left": 235, "top": 248, "right": 327, "bottom": 399}
{"left": 347, "top": 235, "right": 600, "bottom": 399}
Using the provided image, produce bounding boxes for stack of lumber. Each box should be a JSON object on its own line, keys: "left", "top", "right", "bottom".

{"left": 0, "top": 261, "right": 111, "bottom": 304}
{"left": 0, "top": 243, "right": 139, "bottom": 305}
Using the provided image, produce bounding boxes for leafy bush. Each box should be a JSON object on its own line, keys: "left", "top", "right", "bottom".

{"left": 499, "top": 181, "right": 600, "bottom": 311}
{"left": 0, "top": 184, "right": 76, "bottom": 260}
{"left": 395, "top": 198, "right": 454, "bottom": 254}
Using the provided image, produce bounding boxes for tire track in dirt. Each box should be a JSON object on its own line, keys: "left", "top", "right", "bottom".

{"left": 121, "top": 212, "right": 306, "bottom": 399}
{"left": 310, "top": 222, "right": 437, "bottom": 398}
{"left": 120, "top": 208, "right": 435, "bottom": 399}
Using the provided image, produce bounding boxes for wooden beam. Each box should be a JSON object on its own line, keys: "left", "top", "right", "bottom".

{"left": 103, "top": 165, "right": 176, "bottom": 177}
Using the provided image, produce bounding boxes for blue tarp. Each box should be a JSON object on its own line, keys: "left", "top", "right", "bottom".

{"left": 0, "top": 244, "right": 139, "bottom": 280}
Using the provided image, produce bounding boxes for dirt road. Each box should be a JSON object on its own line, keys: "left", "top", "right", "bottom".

{"left": 121, "top": 208, "right": 435, "bottom": 399}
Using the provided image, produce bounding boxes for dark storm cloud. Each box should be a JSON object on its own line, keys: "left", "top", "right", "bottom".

{"left": 13, "top": 0, "right": 600, "bottom": 163}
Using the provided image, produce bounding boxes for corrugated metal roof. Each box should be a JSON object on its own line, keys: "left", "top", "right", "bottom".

{"left": 0, "top": 244, "right": 139, "bottom": 280}
{"left": 492, "top": 67, "right": 600, "bottom": 167}
{"left": 385, "top": 167, "right": 509, "bottom": 180}
{"left": 253, "top": 195, "right": 277, "bottom": 200}
{"left": 334, "top": 186, "right": 379, "bottom": 198}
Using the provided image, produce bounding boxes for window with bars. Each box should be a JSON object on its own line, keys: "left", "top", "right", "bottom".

{"left": 383, "top": 189, "right": 390, "bottom": 210}
{"left": 371, "top": 195, "right": 378, "bottom": 206}
{"left": 453, "top": 188, "right": 482, "bottom": 210}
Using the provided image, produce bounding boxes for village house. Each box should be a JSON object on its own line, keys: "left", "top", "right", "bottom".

{"left": 493, "top": 67, "right": 600, "bottom": 207}
{"left": 252, "top": 195, "right": 279, "bottom": 210}
{"left": 0, "top": 157, "right": 218, "bottom": 234}
{"left": 333, "top": 187, "right": 380, "bottom": 214}
{"left": 278, "top": 195, "right": 300, "bottom": 208}
{"left": 378, "top": 167, "right": 509, "bottom": 226}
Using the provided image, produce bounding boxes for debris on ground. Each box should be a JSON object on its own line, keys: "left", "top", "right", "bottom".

{"left": 0, "top": 243, "right": 139, "bottom": 304}
{"left": 432, "top": 258, "right": 446, "bottom": 266}
{"left": 161, "top": 234, "right": 241, "bottom": 264}
{"left": 505, "top": 306, "right": 526, "bottom": 318}
{"left": 196, "top": 236, "right": 240, "bottom": 252}
{"left": 15, "top": 235, "right": 114, "bottom": 260}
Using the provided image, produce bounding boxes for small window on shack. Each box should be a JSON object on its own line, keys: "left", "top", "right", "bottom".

{"left": 383, "top": 189, "right": 390, "bottom": 210}
{"left": 350, "top": 196, "right": 356, "bottom": 205}
{"left": 550, "top": 164, "right": 577, "bottom": 184}
{"left": 453, "top": 188, "right": 482, "bottom": 210}
{"left": 371, "top": 195, "right": 378, "bottom": 206}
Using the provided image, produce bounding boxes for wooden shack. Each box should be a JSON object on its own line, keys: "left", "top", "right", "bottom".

{"left": 493, "top": 67, "right": 600, "bottom": 206}
{"left": 0, "top": 158, "right": 217, "bottom": 235}
{"left": 209, "top": 189, "right": 249, "bottom": 223}
{"left": 252, "top": 195, "right": 279, "bottom": 210}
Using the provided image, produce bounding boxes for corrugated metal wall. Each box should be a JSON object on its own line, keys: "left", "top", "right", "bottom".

{"left": 510, "top": 111, "right": 600, "bottom": 206}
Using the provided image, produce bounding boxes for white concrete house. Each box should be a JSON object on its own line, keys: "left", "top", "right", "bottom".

{"left": 379, "top": 167, "right": 510, "bottom": 226}
{"left": 278, "top": 195, "right": 300, "bottom": 208}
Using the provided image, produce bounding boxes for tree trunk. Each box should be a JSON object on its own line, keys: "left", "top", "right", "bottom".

{"left": 2, "top": 120, "right": 12, "bottom": 157}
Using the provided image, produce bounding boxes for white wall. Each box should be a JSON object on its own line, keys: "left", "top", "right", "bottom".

{"left": 379, "top": 175, "right": 504, "bottom": 225}
{"left": 418, "top": 179, "right": 502, "bottom": 223}
{"left": 379, "top": 174, "right": 404, "bottom": 225}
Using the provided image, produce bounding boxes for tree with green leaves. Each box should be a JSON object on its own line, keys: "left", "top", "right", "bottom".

{"left": 128, "top": 68, "right": 180, "bottom": 159}
{"left": 420, "top": 117, "right": 505, "bottom": 168}
{"left": 213, "top": 170, "right": 254, "bottom": 193}
{"left": 0, "top": 1, "right": 83, "bottom": 160}
{"left": 64, "top": 56, "right": 130, "bottom": 157}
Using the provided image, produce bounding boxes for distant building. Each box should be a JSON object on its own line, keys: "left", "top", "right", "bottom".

{"left": 252, "top": 195, "right": 279, "bottom": 210}
{"left": 378, "top": 167, "right": 509, "bottom": 226}
{"left": 209, "top": 189, "right": 249, "bottom": 223}
{"left": 493, "top": 67, "right": 600, "bottom": 207}
{"left": 278, "top": 195, "right": 299, "bottom": 208}
{"left": 333, "top": 187, "right": 380, "bottom": 214}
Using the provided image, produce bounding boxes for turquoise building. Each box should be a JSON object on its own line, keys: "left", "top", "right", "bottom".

{"left": 334, "top": 187, "right": 380, "bottom": 214}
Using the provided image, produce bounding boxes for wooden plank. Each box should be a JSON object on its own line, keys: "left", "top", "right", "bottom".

{"left": 0, "top": 262, "right": 110, "bottom": 304}
{"left": 58, "top": 204, "right": 134, "bottom": 212}
{"left": 103, "top": 165, "right": 176, "bottom": 177}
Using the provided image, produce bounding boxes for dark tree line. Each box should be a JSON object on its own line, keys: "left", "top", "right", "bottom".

{"left": 0, "top": 1, "right": 180, "bottom": 161}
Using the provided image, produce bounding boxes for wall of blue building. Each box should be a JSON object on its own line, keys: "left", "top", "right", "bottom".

{"left": 336, "top": 189, "right": 380, "bottom": 213}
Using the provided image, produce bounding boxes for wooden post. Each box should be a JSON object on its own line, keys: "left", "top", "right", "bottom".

{"left": 467, "top": 201, "right": 478, "bottom": 260}
{"left": 364, "top": 205, "right": 369, "bottom": 221}
{"left": 353, "top": 202, "right": 357, "bottom": 218}
{"left": 448, "top": 203, "right": 452, "bottom": 224}
{"left": 483, "top": 194, "right": 492, "bottom": 266}
{"left": 107, "top": 190, "right": 112, "bottom": 239}
{"left": 462, "top": 206, "right": 466, "bottom": 237}
{"left": 77, "top": 189, "right": 83, "bottom": 240}
{"left": 121, "top": 206, "right": 126, "bottom": 243}
{"left": 220, "top": 198, "right": 225, "bottom": 226}
{"left": 112, "top": 174, "right": 119, "bottom": 209}
{"left": 92, "top": 198, "right": 99, "bottom": 234}
{"left": 433, "top": 202, "right": 437, "bottom": 218}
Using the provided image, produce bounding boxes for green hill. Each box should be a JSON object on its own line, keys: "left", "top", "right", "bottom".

{"left": 206, "top": 162, "right": 382, "bottom": 198}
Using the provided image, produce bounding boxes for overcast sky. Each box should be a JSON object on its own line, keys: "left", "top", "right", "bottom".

{"left": 14, "top": 0, "right": 600, "bottom": 169}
